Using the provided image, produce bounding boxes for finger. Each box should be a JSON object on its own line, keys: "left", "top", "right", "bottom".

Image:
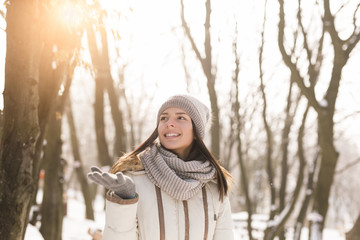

{"left": 87, "top": 172, "right": 99, "bottom": 182}
{"left": 102, "top": 172, "right": 118, "bottom": 185}
{"left": 88, "top": 173, "right": 101, "bottom": 184}
{"left": 115, "top": 172, "right": 126, "bottom": 184}
{"left": 90, "top": 166, "right": 103, "bottom": 173}
{"left": 88, "top": 172, "right": 107, "bottom": 186}
{"left": 87, "top": 173, "right": 95, "bottom": 182}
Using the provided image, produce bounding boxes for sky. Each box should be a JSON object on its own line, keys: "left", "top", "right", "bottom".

{"left": 1, "top": 0, "right": 359, "bottom": 113}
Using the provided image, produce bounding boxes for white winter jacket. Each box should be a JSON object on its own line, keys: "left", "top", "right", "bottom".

{"left": 103, "top": 169, "right": 234, "bottom": 240}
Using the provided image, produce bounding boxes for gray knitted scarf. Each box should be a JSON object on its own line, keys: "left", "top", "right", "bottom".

{"left": 140, "top": 143, "right": 216, "bottom": 200}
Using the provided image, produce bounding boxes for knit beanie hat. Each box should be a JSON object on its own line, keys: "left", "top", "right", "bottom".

{"left": 157, "top": 94, "right": 211, "bottom": 139}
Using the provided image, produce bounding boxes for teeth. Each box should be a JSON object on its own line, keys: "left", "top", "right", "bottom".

{"left": 165, "top": 133, "right": 179, "bottom": 137}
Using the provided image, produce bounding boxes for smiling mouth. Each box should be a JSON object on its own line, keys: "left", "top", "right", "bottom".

{"left": 165, "top": 133, "right": 180, "bottom": 137}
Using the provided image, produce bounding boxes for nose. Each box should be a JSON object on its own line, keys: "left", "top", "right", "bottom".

{"left": 166, "top": 118, "right": 175, "bottom": 127}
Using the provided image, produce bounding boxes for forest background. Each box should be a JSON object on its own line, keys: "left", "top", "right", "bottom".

{"left": 0, "top": 0, "right": 359, "bottom": 240}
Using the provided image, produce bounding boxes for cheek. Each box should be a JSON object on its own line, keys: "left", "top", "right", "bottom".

{"left": 157, "top": 123, "right": 164, "bottom": 132}
{"left": 157, "top": 127, "right": 163, "bottom": 138}
{"left": 184, "top": 125, "right": 194, "bottom": 139}
{"left": 186, "top": 134, "right": 194, "bottom": 144}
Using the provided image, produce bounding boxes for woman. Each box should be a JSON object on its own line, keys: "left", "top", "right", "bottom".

{"left": 88, "top": 94, "right": 234, "bottom": 240}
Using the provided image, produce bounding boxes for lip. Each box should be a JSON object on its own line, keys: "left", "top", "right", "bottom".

{"left": 163, "top": 132, "right": 181, "bottom": 138}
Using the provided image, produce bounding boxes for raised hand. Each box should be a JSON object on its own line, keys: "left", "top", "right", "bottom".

{"left": 87, "top": 166, "right": 136, "bottom": 199}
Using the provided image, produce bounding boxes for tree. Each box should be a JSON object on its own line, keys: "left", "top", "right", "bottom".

{"left": 40, "top": 94, "right": 66, "bottom": 240}
{"left": 180, "top": 0, "right": 221, "bottom": 159}
{"left": 36, "top": 1, "right": 85, "bottom": 238}
{"left": 87, "top": 0, "right": 127, "bottom": 166}
{"left": 66, "top": 94, "right": 94, "bottom": 220}
{"left": 294, "top": 145, "right": 319, "bottom": 240}
{"left": 39, "top": 58, "right": 88, "bottom": 239}
{"left": 347, "top": 213, "right": 360, "bottom": 240}
{"left": 263, "top": 104, "right": 308, "bottom": 240}
{"left": 0, "top": 1, "right": 43, "bottom": 238}
{"left": 254, "top": 2, "right": 305, "bottom": 239}
{"left": 277, "top": 0, "right": 360, "bottom": 237}
{"left": 0, "top": 0, "right": 85, "bottom": 238}
{"left": 231, "top": 27, "right": 253, "bottom": 239}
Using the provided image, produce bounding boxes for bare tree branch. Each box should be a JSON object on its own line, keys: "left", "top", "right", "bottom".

{"left": 232, "top": 18, "right": 254, "bottom": 239}
{"left": 259, "top": 0, "right": 276, "bottom": 222}
{"left": 297, "top": 0, "right": 313, "bottom": 74}
{"left": 294, "top": 135, "right": 319, "bottom": 240}
{"left": 344, "top": 3, "right": 360, "bottom": 56}
{"left": 180, "top": 0, "right": 204, "bottom": 67}
{"left": 180, "top": 0, "right": 221, "bottom": 158}
{"left": 265, "top": 104, "right": 308, "bottom": 240}
{"left": 336, "top": 157, "right": 360, "bottom": 175}
{"left": 278, "top": 0, "right": 321, "bottom": 112}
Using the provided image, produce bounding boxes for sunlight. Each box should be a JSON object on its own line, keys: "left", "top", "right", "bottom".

{"left": 58, "top": 4, "right": 83, "bottom": 27}
{"left": 53, "top": 1, "right": 86, "bottom": 29}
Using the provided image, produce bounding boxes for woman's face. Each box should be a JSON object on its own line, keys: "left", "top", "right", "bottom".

{"left": 158, "top": 107, "right": 194, "bottom": 160}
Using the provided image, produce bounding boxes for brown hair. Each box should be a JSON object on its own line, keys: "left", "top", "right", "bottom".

{"left": 110, "top": 123, "right": 232, "bottom": 201}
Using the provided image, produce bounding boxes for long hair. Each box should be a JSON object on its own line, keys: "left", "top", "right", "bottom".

{"left": 110, "top": 123, "right": 232, "bottom": 201}
{"left": 190, "top": 124, "right": 232, "bottom": 201}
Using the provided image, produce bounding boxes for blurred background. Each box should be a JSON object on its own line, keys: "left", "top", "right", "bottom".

{"left": 0, "top": 0, "right": 359, "bottom": 239}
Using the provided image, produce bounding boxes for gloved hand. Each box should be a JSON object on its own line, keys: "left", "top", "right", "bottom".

{"left": 87, "top": 166, "right": 136, "bottom": 199}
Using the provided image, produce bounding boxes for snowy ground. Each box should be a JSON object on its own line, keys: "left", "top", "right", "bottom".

{"left": 25, "top": 189, "right": 346, "bottom": 240}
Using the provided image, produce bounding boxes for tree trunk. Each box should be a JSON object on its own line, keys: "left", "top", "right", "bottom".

{"left": 66, "top": 98, "right": 95, "bottom": 220}
{"left": 87, "top": 2, "right": 127, "bottom": 160}
{"left": 40, "top": 106, "right": 64, "bottom": 240}
{"left": 207, "top": 81, "right": 220, "bottom": 159}
{"left": 309, "top": 113, "right": 338, "bottom": 234}
{"left": 0, "top": 0, "right": 85, "bottom": 238}
{"left": 95, "top": 71, "right": 113, "bottom": 166}
{"left": 234, "top": 67, "right": 253, "bottom": 240}
{"left": 258, "top": 2, "right": 276, "bottom": 226}
{"left": 180, "top": 0, "right": 220, "bottom": 159}
{"left": 118, "top": 70, "right": 135, "bottom": 148}
{"left": 204, "top": 0, "right": 220, "bottom": 159}
{"left": 0, "top": 1, "right": 41, "bottom": 239}
{"left": 98, "top": 22, "right": 127, "bottom": 156}
{"left": 346, "top": 214, "right": 360, "bottom": 240}
{"left": 259, "top": 53, "right": 276, "bottom": 223}
{"left": 294, "top": 145, "right": 319, "bottom": 240}
{"left": 39, "top": 47, "right": 73, "bottom": 240}
{"left": 278, "top": 80, "right": 301, "bottom": 240}
{"left": 231, "top": 26, "right": 253, "bottom": 239}
{"left": 86, "top": 24, "right": 113, "bottom": 167}
{"left": 264, "top": 106, "right": 307, "bottom": 240}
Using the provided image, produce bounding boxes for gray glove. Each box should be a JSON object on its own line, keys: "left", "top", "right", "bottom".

{"left": 87, "top": 166, "right": 136, "bottom": 199}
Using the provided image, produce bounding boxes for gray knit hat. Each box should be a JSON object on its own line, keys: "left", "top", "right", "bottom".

{"left": 157, "top": 94, "right": 211, "bottom": 139}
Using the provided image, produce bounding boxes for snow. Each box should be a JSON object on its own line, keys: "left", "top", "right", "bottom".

{"left": 25, "top": 224, "right": 44, "bottom": 240}
{"left": 308, "top": 211, "right": 324, "bottom": 222}
{"left": 25, "top": 189, "right": 346, "bottom": 240}
{"left": 318, "top": 99, "right": 328, "bottom": 107}
{"left": 61, "top": 191, "right": 105, "bottom": 240}
{"left": 232, "top": 211, "right": 345, "bottom": 240}
{"left": 25, "top": 189, "right": 105, "bottom": 240}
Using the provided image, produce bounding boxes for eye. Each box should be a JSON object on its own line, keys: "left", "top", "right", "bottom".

{"left": 178, "top": 116, "right": 188, "bottom": 120}
{"left": 160, "top": 116, "right": 168, "bottom": 121}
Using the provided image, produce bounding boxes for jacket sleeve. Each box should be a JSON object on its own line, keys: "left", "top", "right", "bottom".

{"left": 102, "top": 191, "right": 139, "bottom": 240}
{"left": 213, "top": 195, "right": 234, "bottom": 240}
